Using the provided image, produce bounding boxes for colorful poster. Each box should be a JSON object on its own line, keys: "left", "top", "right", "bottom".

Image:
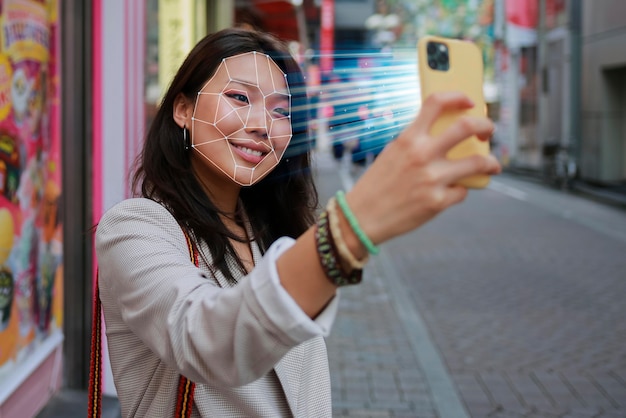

{"left": 0, "top": 0, "right": 62, "bottom": 385}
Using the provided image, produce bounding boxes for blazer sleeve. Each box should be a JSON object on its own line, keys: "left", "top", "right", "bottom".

{"left": 95, "top": 198, "right": 338, "bottom": 387}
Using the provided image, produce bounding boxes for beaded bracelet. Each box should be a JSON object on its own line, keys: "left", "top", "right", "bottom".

{"left": 315, "top": 210, "right": 363, "bottom": 286}
{"left": 334, "top": 191, "right": 379, "bottom": 255}
{"left": 326, "top": 198, "right": 369, "bottom": 270}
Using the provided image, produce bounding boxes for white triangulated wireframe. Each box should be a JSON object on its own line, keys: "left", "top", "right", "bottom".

{"left": 190, "top": 51, "right": 293, "bottom": 186}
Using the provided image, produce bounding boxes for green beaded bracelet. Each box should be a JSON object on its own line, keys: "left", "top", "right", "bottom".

{"left": 335, "top": 190, "right": 379, "bottom": 255}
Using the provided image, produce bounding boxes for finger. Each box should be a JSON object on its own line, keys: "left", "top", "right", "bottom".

{"left": 434, "top": 115, "right": 494, "bottom": 157}
{"left": 406, "top": 92, "right": 475, "bottom": 138}
{"left": 437, "top": 154, "right": 501, "bottom": 184}
{"left": 478, "top": 125, "right": 496, "bottom": 142}
{"left": 443, "top": 185, "right": 469, "bottom": 207}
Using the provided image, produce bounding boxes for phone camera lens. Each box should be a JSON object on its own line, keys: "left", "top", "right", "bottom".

{"left": 426, "top": 41, "right": 449, "bottom": 71}
{"left": 437, "top": 52, "right": 449, "bottom": 70}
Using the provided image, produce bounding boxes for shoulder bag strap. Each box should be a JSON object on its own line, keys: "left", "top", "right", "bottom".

{"left": 88, "top": 227, "right": 199, "bottom": 418}
{"left": 88, "top": 269, "right": 103, "bottom": 418}
{"left": 174, "top": 228, "right": 198, "bottom": 417}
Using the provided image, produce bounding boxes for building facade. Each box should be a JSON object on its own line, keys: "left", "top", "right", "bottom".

{"left": 494, "top": 0, "right": 625, "bottom": 194}
{"left": 580, "top": 0, "right": 626, "bottom": 185}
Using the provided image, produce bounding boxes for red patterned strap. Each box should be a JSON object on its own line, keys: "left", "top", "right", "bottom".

{"left": 175, "top": 229, "right": 198, "bottom": 417}
{"left": 88, "top": 227, "right": 199, "bottom": 418}
{"left": 88, "top": 276, "right": 102, "bottom": 418}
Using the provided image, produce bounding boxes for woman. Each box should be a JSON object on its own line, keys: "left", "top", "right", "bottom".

{"left": 94, "top": 28, "right": 500, "bottom": 417}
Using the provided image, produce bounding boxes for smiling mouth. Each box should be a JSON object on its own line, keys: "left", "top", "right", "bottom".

{"left": 235, "top": 145, "right": 264, "bottom": 157}
{"left": 231, "top": 143, "right": 270, "bottom": 164}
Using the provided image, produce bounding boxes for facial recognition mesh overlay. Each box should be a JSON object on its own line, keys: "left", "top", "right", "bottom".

{"left": 191, "top": 51, "right": 293, "bottom": 186}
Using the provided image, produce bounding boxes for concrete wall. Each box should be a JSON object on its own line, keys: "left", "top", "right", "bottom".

{"left": 580, "top": 0, "right": 626, "bottom": 182}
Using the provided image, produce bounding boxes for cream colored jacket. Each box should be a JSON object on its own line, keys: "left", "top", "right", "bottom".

{"left": 96, "top": 198, "right": 339, "bottom": 417}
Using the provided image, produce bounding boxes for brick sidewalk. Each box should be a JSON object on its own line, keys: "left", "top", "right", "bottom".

{"left": 314, "top": 150, "right": 457, "bottom": 418}
{"left": 326, "top": 258, "right": 439, "bottom": 418}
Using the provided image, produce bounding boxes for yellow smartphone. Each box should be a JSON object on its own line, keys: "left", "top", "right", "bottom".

{"left": 418, "top": 35, "right": 490, "bottom": 189}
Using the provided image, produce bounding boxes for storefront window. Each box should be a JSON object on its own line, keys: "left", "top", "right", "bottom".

{"left": 0, "top": 0, "right": 63, "bottom": 401}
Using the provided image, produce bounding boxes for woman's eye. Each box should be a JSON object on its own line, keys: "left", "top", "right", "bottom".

{"left": 226, "top": 93, "right": 249, "bottom": 104}
{"left": 273, "top": 108, "right": 290, "bottom": 118}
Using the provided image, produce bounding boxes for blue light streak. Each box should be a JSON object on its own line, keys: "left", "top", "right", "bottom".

{"left": 309, "top": 50, "right": 421, "bottom": 161}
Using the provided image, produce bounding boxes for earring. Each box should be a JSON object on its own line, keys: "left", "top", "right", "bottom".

{"left": 183, "top": 126, "right": 190, "bottom": 150}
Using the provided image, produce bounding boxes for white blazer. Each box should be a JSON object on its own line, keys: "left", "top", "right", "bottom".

{"left": 96, "top": 198, "right": 339, "bottom": 417}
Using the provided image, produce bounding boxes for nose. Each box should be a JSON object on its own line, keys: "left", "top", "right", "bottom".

{"left": 245, "top": 103, "right": 268, "bottom": 138}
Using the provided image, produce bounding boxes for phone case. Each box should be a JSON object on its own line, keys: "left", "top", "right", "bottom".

{"left": 417, "top": 35, "right": 490, "bottom": 189}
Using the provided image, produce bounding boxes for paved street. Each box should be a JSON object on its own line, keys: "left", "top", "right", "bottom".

{"left": 317, "top": 150, "right": 626, "bottom": 418}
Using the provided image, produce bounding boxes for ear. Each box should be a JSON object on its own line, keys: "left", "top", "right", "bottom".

{"left": 173, "top": 93, "right": 193, "bottom": 128}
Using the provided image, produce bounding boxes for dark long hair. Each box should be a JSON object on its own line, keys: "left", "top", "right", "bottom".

{"left": 132, "top": 28, "right": 318, "bottom": 282}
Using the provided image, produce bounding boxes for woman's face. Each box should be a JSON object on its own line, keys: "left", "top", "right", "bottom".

{"left": 190, "top": 51, "right": 292, "bottom": 186}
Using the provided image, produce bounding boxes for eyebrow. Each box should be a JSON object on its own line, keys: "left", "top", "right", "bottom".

{"left": 229, "top": 78, "right": 258, "bottom": 87}
{"left": 228, "top": 78, "right": 290, "bottom": 97}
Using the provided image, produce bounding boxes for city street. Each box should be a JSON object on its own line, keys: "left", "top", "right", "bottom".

{"left": 317, "top": 151, "right": 626, "bottom": 418}
{"left": 37, "top": 153, "right": 626, "bottom": 418}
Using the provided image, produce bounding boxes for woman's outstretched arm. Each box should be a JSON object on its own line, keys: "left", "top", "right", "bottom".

{"left": 277, "top": 92, "right": 502, "bottom": 318}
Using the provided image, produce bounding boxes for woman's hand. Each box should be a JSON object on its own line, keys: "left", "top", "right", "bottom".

{"left": 345, "top": 91, "right": 502, "bottom": 246}
{"left": 277, "top": 92, "right": 501, "bottom": 318}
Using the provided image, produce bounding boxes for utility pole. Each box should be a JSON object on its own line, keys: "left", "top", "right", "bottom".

{"left": 569, "top": 0, "right": 582, "bottom": 175}
{"left": 537, "top": 0, "right": 547, "bottom": 152}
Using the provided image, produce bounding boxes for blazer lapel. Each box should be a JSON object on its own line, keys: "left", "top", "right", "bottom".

{"left": 248, "top": 223, "right": 302, "bottom": 416}
{"left": 196, "top": 240, "right": 233, "bottom": 288}
{"left": 274, "top": 345, "right": 306, "bottom": 417}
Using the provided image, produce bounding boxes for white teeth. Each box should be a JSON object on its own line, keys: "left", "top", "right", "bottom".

{"left": 237, "top": 146, "right": 263, "bottom": 157}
